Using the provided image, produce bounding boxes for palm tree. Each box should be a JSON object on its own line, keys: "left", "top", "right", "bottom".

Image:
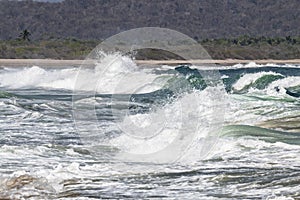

{"left": 19, "top": 29, "right": 31, "bottom": 41}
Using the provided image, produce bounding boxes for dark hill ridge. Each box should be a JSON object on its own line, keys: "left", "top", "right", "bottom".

{"left": 0, "top": 0, "right": 300, "bottom": 40}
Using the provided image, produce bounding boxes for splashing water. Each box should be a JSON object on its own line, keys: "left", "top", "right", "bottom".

{"left": 0, "top": 58, "right": 299, "bottom": 199}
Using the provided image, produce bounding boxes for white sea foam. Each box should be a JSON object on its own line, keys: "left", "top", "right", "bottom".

{"left": 110, "top": 86, "right": 225, "bottom": 163}
{"left": 1, "top": 60, "right": 299, "bottom": 93}
{"left": 194, "top": 62, "right": 300, "bottom": 70}
{"left": 0, "top": 54, "right": 167, "bottom": 93}
{"left": 230, "top": 62, "right": 300, "bottom": 69}
{"left": 267, "top": 76, "right": 300, "bottom": 90}
{"left": 261, "top": 76, "right": 300, "bottom": 97}
{"left": 1, "top": 56, "right": 300, "bottom": 198}
{"left": 77, "top": 53, "right": 166, "bottom": 94}
{"left": 0, "top": 66, "right": 78, "bottom": 90}
{"left": 232, "top": 71, "right": 282, "bottom": 91}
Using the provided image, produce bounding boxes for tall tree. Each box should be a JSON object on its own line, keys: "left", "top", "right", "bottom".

{"left": 19, "top": 29, "right": 31, "bottom": 41}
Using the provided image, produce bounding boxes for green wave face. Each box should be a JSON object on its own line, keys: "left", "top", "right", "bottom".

{"left": 187, "top": 75, "right": 207, "bottom": 90}
{"left": 286, "top": 85, "right": 300, "bottom": 98}
{"left": 233, "top": 74, "right": 284, "bottom": 94}
{"left": 163, "top": 75, "right": 207, "bottom": 93}
{"left": 220, "top": 125, "right": 300, "bottom": 145}
{"left": 162, "top": 65, "right": 207, "bottom": 92}
{"left": 0, "top": 91, "right": 15, "bottom": 98}
{"left": 252, "top": 74, "right": 284, "bottom": 90}
{"left": 287, "top": 85, "right": 300, "bottom": 93}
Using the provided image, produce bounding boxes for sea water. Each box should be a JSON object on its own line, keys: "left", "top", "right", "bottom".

{"left": 0, "top": 56, "right": 299, "bottom": 199}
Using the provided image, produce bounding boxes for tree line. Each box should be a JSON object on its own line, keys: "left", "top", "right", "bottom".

{"left": 1, "top": 0, "right": 299, "bottom": 40}
{"left": 201, "top": 35, "right": 300, "bottom": 46}
{"left": 0, "top": 33, "right": 299, "bottom": 60}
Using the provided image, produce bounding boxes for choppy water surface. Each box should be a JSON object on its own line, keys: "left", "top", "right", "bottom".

{"left": 0, "top": 59, "right": 300, "bottom": 199}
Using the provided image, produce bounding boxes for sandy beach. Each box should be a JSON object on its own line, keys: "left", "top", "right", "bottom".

{"left": 0, "top": 59, "right": 300, "bottom": 67}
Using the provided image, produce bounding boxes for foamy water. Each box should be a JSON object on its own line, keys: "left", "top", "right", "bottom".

{"left": 0, "top": 57, "right": 300, "bottom": 199}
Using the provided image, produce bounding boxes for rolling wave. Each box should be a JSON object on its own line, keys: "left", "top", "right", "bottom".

{"left": 1, "top": 58, "right": 300, "bottom": 199}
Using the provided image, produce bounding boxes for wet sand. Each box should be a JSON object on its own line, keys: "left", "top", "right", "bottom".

{"left": 0, "top": 59, "right": 300, "bottom": 67}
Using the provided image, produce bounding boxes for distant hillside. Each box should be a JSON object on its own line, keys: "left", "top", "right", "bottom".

{"left": 0, "top": 0, "right": 300, "bottom": 40}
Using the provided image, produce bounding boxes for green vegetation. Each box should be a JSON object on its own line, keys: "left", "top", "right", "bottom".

{"left": 0, "top": 38, "right": 98, "bottom": 59}
{"left": 201, "top": 35, "right": 300, "bottom": 60}
{"left": 0, "top": 36, "right": 299, "bottom": 60}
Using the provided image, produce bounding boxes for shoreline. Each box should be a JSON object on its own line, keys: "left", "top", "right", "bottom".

{"left": 0, "top": 59, "right": 300, "bottom": 67}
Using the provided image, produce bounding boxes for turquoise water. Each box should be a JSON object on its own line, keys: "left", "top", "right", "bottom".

{"left": 0, "top": 60, "right": 300, "bottom": 199}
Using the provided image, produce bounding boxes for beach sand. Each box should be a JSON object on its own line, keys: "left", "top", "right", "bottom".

{"left": 0, "top": 59, "right": 300, "bottom": 67}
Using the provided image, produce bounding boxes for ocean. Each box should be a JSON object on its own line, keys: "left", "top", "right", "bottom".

{"left": 0, "top": 55, "right": 299, "bottom": 199}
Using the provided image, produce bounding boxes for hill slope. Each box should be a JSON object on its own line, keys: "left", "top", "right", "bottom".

{"left": 0, "top": 0, "right": 300, "bottom": 40}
